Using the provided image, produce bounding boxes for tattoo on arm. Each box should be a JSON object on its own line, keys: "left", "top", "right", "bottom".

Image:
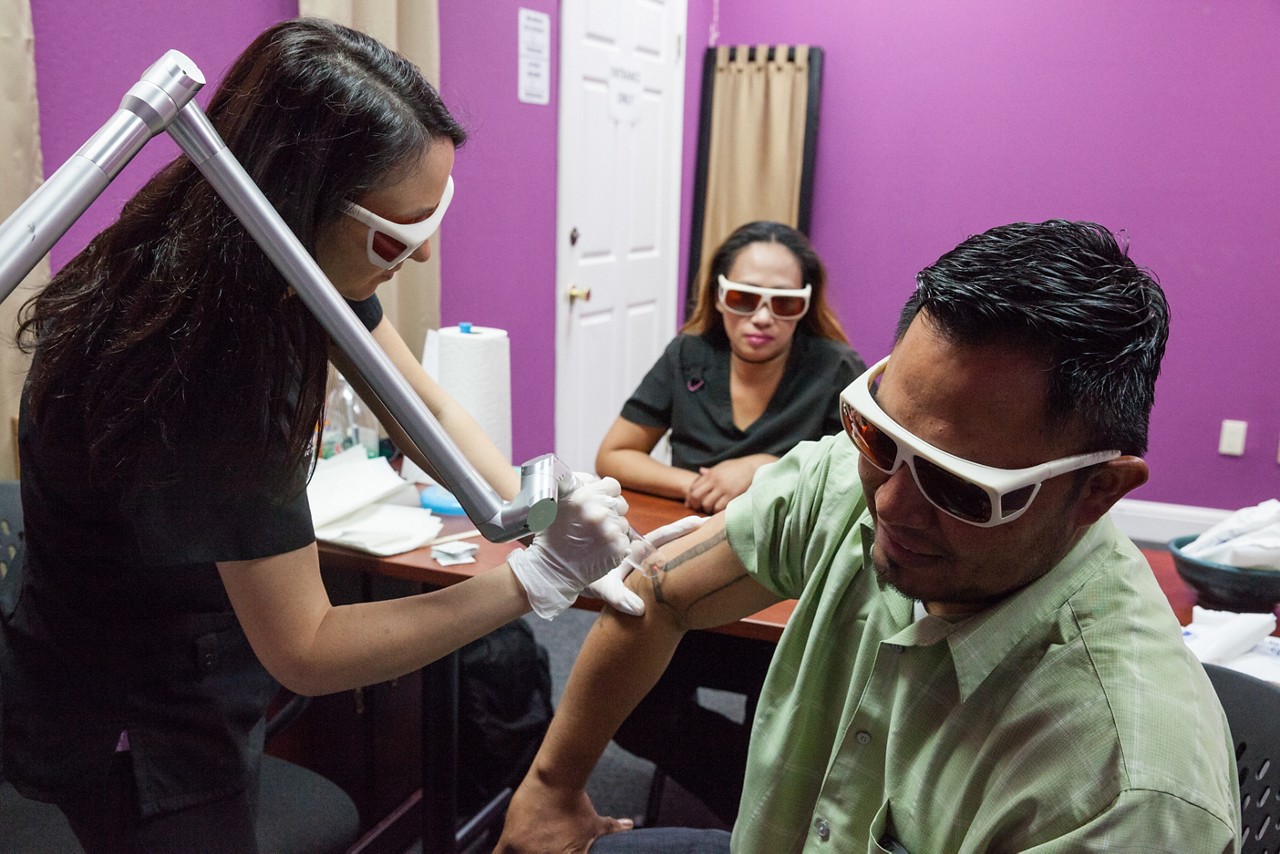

{"left": 648, "top": 529, "right": 751, "bottom": 613}
{"left": 661, "top": 530, "right": 725, "bottom": 573}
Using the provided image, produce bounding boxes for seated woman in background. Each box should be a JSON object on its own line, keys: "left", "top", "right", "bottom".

{"left": 596, "top": 220, "right": 863, "bottom": 515}
{"left": 597, "top": 221, "right": 864, "bottom": 826}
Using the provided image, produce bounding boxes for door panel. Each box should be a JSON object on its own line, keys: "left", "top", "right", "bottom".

{"left": 556, "top": 0, "right": 686, "bottom": 473}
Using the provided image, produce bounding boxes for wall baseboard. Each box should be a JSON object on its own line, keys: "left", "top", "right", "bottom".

{"left": 1111, "top": 498, "right": 1230, "bottom": 545}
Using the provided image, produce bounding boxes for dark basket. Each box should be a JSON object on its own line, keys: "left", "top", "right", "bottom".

{"left": 1169, "top": 534, "right": 1280, "bottom": 614}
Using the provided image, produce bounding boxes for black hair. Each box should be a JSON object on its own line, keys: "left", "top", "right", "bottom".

{"left": 897, "top": 220, "right": 1169, "bottom": 456}
{"left": 19, "top": 18, "right": 465, "bottom": 487}
{"left": 683, "top": 220, "right": 849, "bottom": 345}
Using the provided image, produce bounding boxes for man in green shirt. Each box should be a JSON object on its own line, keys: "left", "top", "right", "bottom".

{"left": 497, "top": 220, "right": 1240, "bottom": 853}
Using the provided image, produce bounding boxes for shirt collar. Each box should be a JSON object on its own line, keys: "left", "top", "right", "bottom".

{"left": 943, "top": 518, "right": 1115, "bottom": 700}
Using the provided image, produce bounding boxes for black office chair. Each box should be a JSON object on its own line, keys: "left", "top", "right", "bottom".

{"left": 0, "top": 481, "right": 359, "bottom": 853}
{"left": 1204, "top": 663, "right": 1280, "bottom": 852}
{"left": 1, "top": 480, "right": 80, "bottom": 852}
{"left": 258, "top": 692, "right": 360, "bottom": 854}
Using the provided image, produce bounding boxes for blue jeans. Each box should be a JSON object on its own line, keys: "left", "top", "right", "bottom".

{"left": 589, "top": 827, "right": 732, "bottom": 853}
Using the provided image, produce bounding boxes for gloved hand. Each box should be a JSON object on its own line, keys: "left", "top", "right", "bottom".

{"left": 508, "top": 474, "right": 631, "bottom": 619}
{"left": 582, "top": 515, "right": 707, "bottom": 616}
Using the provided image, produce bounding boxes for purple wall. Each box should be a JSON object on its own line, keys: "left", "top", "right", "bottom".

{"left": 29, "top": 0, "right": 1279, "bottom": 509}
{"left": 438, "top": 1, "right": 561, "bottom": 463}
{"left": 31, "top": 0, "right": 296, "bottom": 269}
{"left": 708, "top": 0, "right": 1280, "bottom": 510}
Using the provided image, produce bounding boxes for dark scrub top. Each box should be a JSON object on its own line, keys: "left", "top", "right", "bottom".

{"left": 620, "top": 332, "right": 865, "bottom": 471}
{"left": 0, "top": 295, "right": 383, "bottom": 817}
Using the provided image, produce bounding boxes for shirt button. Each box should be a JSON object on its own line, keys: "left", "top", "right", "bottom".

{"left": 814, "top": 817, "right": 831, "bottom": 841}
{"left": 855, "top": 730, "right": 872, "bottom": 745}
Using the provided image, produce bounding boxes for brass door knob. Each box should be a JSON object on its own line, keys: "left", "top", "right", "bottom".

{"left": 567, "top": 284, "right": 592, "bottom": 303}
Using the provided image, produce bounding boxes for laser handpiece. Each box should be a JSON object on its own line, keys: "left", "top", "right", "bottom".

{"left": 623, "top": 525, "right": 667, "bottom": 579}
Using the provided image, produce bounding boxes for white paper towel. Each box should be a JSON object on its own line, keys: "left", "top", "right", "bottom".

{"left": 423, "top": 324, "right": 512, "bottom": 461}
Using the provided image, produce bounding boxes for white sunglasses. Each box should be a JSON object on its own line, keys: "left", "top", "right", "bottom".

{"left": 839, "top": 356, "right": 1120, "bottom": 527}
{"left": 717, "top": 275, "right": 812, "bottom": 320}
{"left": 342, "top": 175, "right": 455, "bottom": 270}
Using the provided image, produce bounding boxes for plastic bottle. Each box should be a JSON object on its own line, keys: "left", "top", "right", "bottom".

{"left": 348, "top": 391, "right": 381, "bottom": 458}
{"left": 322, "top": 371, "right": 383, "bottom": 458}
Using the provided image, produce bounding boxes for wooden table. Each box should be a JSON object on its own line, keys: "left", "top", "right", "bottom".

{"left": 317, "top": 490, "right": 1214, "bottom": 851}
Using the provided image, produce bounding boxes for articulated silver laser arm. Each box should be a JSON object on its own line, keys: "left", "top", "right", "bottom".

{"left": 0, "top": 50, "right": 567, "bottom": 542}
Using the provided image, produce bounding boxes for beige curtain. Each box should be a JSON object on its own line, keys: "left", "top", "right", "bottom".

{"left": 300, "top": 0, "right": 444, "bottom": 360}
{"left": 0, "top": 0, "right": 45, "bottom": 480}
{"left": 697, "top": 44, "right": 810, "bottom": 290}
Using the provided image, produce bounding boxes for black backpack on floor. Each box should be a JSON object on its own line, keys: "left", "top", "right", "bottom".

{"left": 456, "top": 619, "right": 553, "bottom": 815}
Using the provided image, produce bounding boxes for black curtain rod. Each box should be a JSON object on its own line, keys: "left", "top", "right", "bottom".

{"left": 724, "top": 45, "right": 798, "bottom": 63}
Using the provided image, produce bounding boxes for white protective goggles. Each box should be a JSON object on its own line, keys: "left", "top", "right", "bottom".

{"left": 717, "top": 275, "right": 812, "bottom": 320}
{"left": 342, "top": 175, "right": 455, "bottom": 270}
{"left": 839, "top": 356, "right": 1120, "bottom": 527}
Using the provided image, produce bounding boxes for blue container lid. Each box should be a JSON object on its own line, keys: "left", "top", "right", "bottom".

{"left": 419, "top": 484, "right": 466, "bottom": 515}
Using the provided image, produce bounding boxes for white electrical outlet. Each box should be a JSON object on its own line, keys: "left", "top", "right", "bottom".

{"left": 1218, "top": 419, "right": 1247, "bottom": 456}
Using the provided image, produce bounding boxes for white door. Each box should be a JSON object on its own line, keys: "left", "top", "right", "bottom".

{"left": 555, "top": 0, "right": 686, "bottom": 473}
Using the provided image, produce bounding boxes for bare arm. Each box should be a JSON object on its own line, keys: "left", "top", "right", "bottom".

{"left": 218, "top": 544, "right": 530, "bottom": 696}
{"left": 219, "top": 470, "right": 630, "bottom": 694}
{"left": 224, "top": 316, "right": 607, "bottom": 695}
{"left": 496, "top": 513, "right": 781, "bottom": 851}
{"left": 595, "top": 416, "right": 696, "bottom": 501}
{"left": 330, "top": 317, "right": 520, "bottom": 498}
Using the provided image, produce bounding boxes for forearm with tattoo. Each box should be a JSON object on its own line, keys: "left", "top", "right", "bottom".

{"left": 647, "top": 529, "right": 754, "bottom": 615}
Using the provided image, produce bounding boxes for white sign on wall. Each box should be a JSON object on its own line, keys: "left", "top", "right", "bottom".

{"left": 518, "top": 8, "right": 550, "bottom": 105}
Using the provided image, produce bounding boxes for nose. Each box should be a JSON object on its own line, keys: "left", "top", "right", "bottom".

{"left": 408, "top": 238, "right": 433, "bottom": 264}
{"left": 866, "top": 458, "right": 934, "bottom": 527}
{"left": 750, "top": 302, "right": 774, "bottom": 325}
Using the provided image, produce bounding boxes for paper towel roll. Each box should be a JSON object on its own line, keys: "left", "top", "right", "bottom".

{"left": 422, "top": 324, "right": 512, "bottom": 462}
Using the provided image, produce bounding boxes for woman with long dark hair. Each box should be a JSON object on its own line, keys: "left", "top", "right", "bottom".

{"left": 597, "top": 220, "right": 863, "bottom": 515}
{"left": 0, "top": 19, "right": 629, "bottom": 850}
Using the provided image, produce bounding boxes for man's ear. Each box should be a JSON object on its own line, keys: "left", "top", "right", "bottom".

{"left": 1072, "top": 457, "right": 1149, "bottom": 528}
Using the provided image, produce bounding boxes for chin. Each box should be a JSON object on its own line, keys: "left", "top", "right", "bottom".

{"left": 352, "top": 277, "right": 387, "bottom": 301}
{"left": 872, "top": 545, "right": 951, "bottom": 605}
{"left": 733, "top": 343, "right": 787, "bottom": 364}
{"left": 872, "top": 553, "right": 925, "bottom": 602}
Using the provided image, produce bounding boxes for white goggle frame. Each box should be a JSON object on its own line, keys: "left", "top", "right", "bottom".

{"left": 717, "top": 275, "right": 812, "bottom": 320}
{"left": 342, "top": 175, "right": 455, "bottom": 270}
{"left": 840, "top": 356, "right": 1120, "bottom": 527}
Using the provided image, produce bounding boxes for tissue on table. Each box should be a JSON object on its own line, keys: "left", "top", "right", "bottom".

{"left": 431, "top": 540, "right": 478, "bottom": 566}
{"left": 1182, "top": 605, "right": 1280, "bottom": 683}
{"left": 308, "top": 452, "right": 443, "bottom": 555}
{"left": 1183, "top": 499, "right": 1280, "bottom": 569}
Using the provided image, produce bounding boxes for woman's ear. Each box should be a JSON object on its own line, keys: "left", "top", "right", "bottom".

{"left": 1072, "top": 457, "right": 1149, "bottom": 528}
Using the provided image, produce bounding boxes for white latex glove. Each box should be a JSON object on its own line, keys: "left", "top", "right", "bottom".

{"left": 508, "top": 474, "right": 631, "bottom": 619}
{"left": 583, "top": 515, "right": 707, "bottom": 616}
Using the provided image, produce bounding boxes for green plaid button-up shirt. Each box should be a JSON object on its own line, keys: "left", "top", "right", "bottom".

{"left": 725, "top": 434, "right": 1239, "bottom": 853}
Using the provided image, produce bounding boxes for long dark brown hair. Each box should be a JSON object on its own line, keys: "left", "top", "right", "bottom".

{"left": 682, "top": 221, "right": 849, "bottom": 346}
{"left": 20, "top": 18, "right": 465, "bottom": 487}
